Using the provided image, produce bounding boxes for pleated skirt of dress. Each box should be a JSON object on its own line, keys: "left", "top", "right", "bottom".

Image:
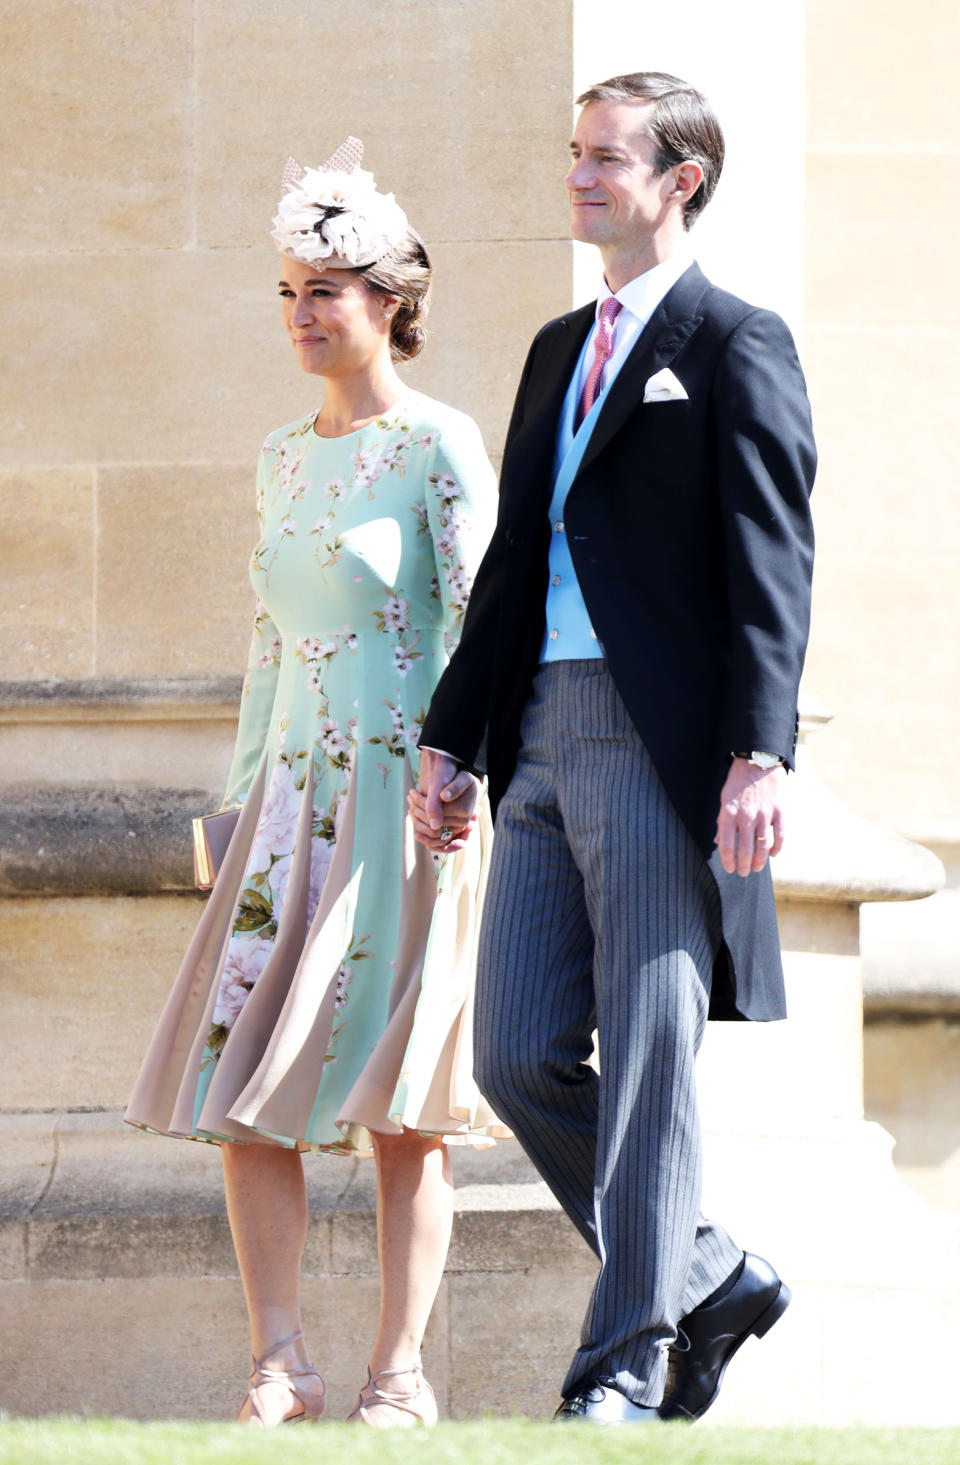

{"left": 124, "top": 756, "right": 507, "bottom": 1155}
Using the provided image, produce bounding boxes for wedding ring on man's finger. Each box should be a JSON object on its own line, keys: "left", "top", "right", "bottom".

{"left": 758, "top": 829, "right": 775, "bottom": 846}
{"left": 439, "top": 826, "right": 454, "bottom": 844}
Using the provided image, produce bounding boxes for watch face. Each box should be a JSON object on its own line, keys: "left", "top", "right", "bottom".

{"left": 750, "top": 752, "right": 780, "bottom": 769}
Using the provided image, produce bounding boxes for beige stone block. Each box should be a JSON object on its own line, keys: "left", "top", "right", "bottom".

{"left": 447, "top": 1262, "right": 598, "bottom": 1417}
{"left": 330, "top": 1209, "right": 379, "bottom": 1276}
{"left": 804, "top": 550, "right": 960, "bottom": 828}
{"left": 806, "top": 0, "right": 960, "bottom": 151}
{"left": 0, "top": 249, "right": 321, "bottom": 471}
{"left": 3, "top": 1259, "right": 958, "bottom": 1423}
{"left": 805, "top": 154, "right": 960, "bottom": 327}
{"left": 405, "top": 241, "right": 573, "bottom": 456}
{"left": 0, "top": 1114, "right": 57, "bottom": 1219}
{"left": 96, "top": 464, "right": 255, "bottom": 678}
{"left": 0, "top": 716, "right": 237, "bottom": 796}
{"left": 0, "top": 468, "right": 94, "bottom": 678}
{"left": 699, "top": 913, "right": 864, "bottom": 1131}
{"left": 27, "top": 1211, "right": 237, "bottom": 1284}
{"left": 424, "top": 1276, "right": 452, "bottom": 1415}
{"left": 334, "top": 1154, "right": 379, "bottom": 1212}
{"left": 861, "top": 884, "right": 960, "bottom": 1008}
{"left": 0, "top": 242, "right": 569, "bottom": 471}
{"left": 776, "top": 899, "right": 859, "bottom": 957}
{"left": 448, "top": 1134, "right": 542, "bottom": 1188}
{"left": 448, "top": 1206, "right": 584, "bottom": 1276}
{"left": 0, "top": 1221, "right": 26, "bottom": 1282}
{"left": 194, "top": 0, "right": 571, "bottom": 249}
{"left": 0, "top": 1274, "right": 389, "bottom": 1419}
{"left": 802, "top": 325, "right": 960, "bottom": 555}
{"left": 0, "top": 894, "right": 204, "bottom": 1111}
{"left": 38, "top": 1111, "right": 223, "bottom": 1219}
{"left": 0, "top": 0, "right": 193, "bottom": 249}
{"left": 799, "top": 321, "right": 960, "bottom": 827}
{"left": 863, "top": 1016, "right": 960, "bottom": 1212}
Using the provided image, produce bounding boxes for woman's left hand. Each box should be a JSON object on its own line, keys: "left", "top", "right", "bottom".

{"left": 408, "top": 749, "right": 481, "bottom": 851}
{"left": 408, "top": 786, "right": 478, "bottom": 851}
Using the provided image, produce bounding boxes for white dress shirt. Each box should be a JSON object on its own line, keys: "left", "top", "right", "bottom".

{"left": 571, "top": 252, "right": 694, "bottom": 406}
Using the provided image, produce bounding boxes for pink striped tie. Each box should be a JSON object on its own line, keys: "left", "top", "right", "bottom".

{"left": 575, "top": 296, "right": 622, "bottom": 430}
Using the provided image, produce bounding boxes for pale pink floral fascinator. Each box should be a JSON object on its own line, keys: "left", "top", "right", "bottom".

{"left": 271, "top": 136, "right": 409, "bottom": 269}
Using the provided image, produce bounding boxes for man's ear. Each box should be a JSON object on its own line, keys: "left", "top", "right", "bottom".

{"left": 669, "top": 160, "right": 704, "bottom": 209}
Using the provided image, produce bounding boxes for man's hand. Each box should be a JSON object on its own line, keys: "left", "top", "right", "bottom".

{"left": 714, "top": 758, "right": 786, "bottom": 877}
{"left": 408, "top": 747, "right": 481, "bottom": 852}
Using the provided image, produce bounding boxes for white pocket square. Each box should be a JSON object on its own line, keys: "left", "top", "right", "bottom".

{"left": 643, "top": 367, "right": 688, "bottom": 403}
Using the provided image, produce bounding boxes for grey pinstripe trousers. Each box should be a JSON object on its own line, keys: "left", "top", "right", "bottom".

{"left": 475, "top": 660, "right": 743, "bottom": 1406}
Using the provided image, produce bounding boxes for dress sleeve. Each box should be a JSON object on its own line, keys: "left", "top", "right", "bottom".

{"left": 221, "top": 601, "right": 282, "bottom": 808}
{"left": 419, "top": 331, "right": 541, "bottom": 769}
{"left": 221, "top": 448, "right": 282, "bottom": 807}
{"left": 424, "top": 417, "right": 497, "bottom": 657}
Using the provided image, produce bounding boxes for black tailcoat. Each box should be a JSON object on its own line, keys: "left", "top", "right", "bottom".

{"left": 421, "top": 264, "right": 816, "bottom": 1020}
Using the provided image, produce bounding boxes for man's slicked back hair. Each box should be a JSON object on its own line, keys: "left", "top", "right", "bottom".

{"left": 576, "top": 72, "right": 724, "bottom": 228}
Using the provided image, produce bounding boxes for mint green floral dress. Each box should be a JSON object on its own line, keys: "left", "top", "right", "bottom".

{"left": 125, "top": 392, "right": 505, "bottom": 1154}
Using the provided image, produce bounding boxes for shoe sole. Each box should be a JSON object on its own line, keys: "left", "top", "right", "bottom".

{"left": 671, "top": 1280, "right": 793, "bottom": 1423}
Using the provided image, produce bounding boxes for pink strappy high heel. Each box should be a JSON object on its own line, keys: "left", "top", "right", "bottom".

{"left": 347, "top": 1361, "right": 437, "bottom": 1427}
{"left": 239, "top": 1329, "right": 326, "bottom": 1426}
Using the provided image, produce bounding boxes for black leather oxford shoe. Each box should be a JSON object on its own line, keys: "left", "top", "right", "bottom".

{"left": 555, "top": 1379, "right": 660, "bottom": 1424}
{"left": 658, "top": 1252, "right": 791, "bottom": 1422}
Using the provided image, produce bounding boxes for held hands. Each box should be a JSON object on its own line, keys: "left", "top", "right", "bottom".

{"left": 715, "top": 757, "right": 786, "bottom": 877}
{"left": 407, "top": 747, "right": 481, "bottom": 853}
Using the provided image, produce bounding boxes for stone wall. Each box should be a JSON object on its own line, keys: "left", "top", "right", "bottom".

{"left": 0, "top": 0, "right": 571, "bottom": 729}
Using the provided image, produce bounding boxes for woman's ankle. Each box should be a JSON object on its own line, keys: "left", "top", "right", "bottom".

{"left": 251, "top": 1324, "right": 310, "bottom": 1371}
{"left": 367, "top": 1353, "right": 422, "bottom": 1383}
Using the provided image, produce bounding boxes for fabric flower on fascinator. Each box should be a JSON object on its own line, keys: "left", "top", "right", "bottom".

{"left": 271, "top": 136, "right": 408, "bottom": 268}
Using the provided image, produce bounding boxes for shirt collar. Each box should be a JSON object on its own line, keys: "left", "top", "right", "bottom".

{"left": 596, "top": 252, "right": 694, "bottom": 331}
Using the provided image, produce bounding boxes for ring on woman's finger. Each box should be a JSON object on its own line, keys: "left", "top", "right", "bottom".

{"left": 439, "top": 826, "right": 454, "bottom": 844}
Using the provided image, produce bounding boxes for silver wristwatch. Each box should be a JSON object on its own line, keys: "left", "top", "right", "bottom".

{"left": 733, "top": 750, "right": 783, "bottom": 771}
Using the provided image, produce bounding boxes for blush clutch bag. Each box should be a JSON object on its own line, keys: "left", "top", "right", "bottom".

{"left": 192, "top": 809, "right": 241, "bottom": 890}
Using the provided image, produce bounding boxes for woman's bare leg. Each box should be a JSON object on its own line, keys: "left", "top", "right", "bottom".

{"left": 221, "top": 1141, "right": 325, "bottom": 1424}
{"left": 359, "top": 1127, "right": 454, "bottom": 1425}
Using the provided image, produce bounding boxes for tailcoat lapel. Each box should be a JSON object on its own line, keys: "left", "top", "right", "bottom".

{"left": 504, "top": 304, "right": 595, "bottom": 523}
{"left": 576, "top": 262, "right": 710, "bottom": 482}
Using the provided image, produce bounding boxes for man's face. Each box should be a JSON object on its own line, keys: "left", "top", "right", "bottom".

{"left": 566, "top": 100, "right": 675, "bottom": 251}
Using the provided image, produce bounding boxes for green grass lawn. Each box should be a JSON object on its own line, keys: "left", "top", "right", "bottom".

{"left": 0, "top": 1420, "right": 957, "bottom": 1465}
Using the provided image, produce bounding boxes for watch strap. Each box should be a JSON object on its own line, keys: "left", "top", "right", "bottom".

{"left": 733, "top": 750, "right": 783, "bottom": 770}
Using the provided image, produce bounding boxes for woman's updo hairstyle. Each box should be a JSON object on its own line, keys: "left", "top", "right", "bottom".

{"left": 356, "top": 228, "right": 432, "bottom": 362}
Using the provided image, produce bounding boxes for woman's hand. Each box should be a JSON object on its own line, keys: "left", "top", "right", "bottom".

{"left": 408, "top": 747, "right": 481, "bottom": 851}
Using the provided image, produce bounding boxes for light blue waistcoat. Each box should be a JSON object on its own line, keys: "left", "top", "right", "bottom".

{"left": 539, "top": 335, "right": 611, "bottom": 663}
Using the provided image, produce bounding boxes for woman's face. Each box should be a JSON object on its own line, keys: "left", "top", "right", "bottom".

{"left": 278, "top": 255, "right": 391, "bottom": 378}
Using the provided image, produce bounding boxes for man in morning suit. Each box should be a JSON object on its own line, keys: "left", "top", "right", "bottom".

{"left": 409, "top": 71, "right": 816, "bottom": 1423}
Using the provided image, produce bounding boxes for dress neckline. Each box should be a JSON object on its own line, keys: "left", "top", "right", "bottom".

{"left": 310, "top": 395, "right": 411, "bottom": 442}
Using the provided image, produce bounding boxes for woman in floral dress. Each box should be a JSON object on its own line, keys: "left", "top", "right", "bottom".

{"left": 125, "top": 139, "right": 501, "bottom": 1427}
